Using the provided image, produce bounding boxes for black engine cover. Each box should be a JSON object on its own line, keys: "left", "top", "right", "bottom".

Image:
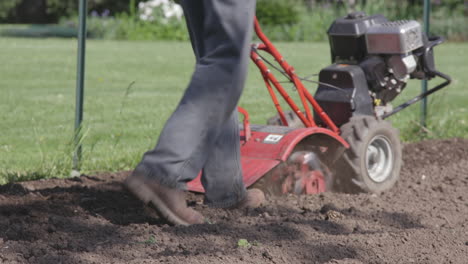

{"left": 314, "top": 64, "right": 374, "bottom": 127}
{"left": 327, "top": 12, "right": 387, "bottom": 63}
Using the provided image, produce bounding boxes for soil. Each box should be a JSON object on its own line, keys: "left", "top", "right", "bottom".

{"left": 1, "top": 138, "right": 467, "bottom": 264}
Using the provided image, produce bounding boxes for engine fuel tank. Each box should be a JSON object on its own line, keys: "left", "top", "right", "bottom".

{"left": 366, "top": 20, "right": 423, "bottom": 54}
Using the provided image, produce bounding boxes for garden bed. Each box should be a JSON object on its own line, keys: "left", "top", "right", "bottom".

{"left": 0, "top": 138, "right": 467, "bottom": 263}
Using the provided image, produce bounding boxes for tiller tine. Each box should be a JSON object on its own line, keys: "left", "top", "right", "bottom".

{"left": 252, "top": 151, "right": 328, "bottom": 196}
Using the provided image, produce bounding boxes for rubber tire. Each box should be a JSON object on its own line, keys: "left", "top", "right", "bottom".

{"left": 332, "top": 116, "right": 402, "bottom": 194}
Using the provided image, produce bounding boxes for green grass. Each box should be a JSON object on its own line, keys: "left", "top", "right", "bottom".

{"left": 0, "top": 37, "right": 467, "bottom": 183}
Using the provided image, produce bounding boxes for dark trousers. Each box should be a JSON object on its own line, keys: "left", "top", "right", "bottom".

{"left": 134, "top": 0, "right": 257, "bottom": 208}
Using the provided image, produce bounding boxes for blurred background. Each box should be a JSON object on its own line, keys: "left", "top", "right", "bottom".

{"left": 0, "top": 0, "right": 467, "bottom": 41}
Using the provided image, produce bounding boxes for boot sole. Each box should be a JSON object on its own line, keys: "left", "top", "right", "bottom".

{"left": 125, "top": 176, "right": 191, "bottom": 226}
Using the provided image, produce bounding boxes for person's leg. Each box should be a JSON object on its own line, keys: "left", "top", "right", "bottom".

{"left": 201, "top": 110, "right": 246, "bottom": 207}
{"left": 126, "top": 0, "right": 262, "bottom": 225}
{"left": 180, "top": 0, "right": 204, "bottom": 61}
{"left": 125, "top": 1, "right": 208, "bottom": 226}
{"left": 183, "top": 0, "right": 257, "bottom": 208}
{"left": 133, "top": 0, "right": 256, "bottom": 192}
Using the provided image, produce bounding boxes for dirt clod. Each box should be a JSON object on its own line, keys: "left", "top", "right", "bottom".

{"left": 0, "top": 138, "right": 467, "bottom": 263}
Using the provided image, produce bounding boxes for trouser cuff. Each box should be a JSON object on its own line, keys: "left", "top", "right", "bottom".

{"left": 203, "top": 188, "right": 247, "bottom": 208}
{"left": 132, "top": 163, "right": 187, "bottom": 191}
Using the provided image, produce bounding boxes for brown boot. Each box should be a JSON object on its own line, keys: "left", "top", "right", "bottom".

{"left": 125, "top": 173, "right": 205, "bottom": 226}
{"left": 231, "top": 188, "right": 266, "bottom": 209}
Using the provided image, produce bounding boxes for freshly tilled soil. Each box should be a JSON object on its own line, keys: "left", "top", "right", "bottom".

{"left": 0, "top": 138, "right": 467, "bottom": 263}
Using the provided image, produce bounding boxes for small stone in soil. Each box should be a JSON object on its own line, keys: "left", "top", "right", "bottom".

{"left": 262, "top": 251, "right": 273, "bottom": 260}
{"left": 47, "top": 226, "right": 56, "bottom": 233}
{"left": 319, "top": 203, "right": 338, "bottom": 214}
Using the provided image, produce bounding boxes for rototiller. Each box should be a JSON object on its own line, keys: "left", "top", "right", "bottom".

{"left": 188, "top": 12, "right": 451, "bottom": 195}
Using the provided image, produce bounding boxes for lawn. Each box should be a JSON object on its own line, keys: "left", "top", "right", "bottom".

{"left": 0, "top": 37, "right": 467, "bottom": 183}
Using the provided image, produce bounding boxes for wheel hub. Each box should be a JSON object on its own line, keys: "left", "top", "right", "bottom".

{"left": 366, "top": 135, "right": 393, "bottom": 183}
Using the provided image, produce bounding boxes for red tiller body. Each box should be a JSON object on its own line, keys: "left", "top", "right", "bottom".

{"left": 187, "top": 17, "right": 348, "bottom": 194}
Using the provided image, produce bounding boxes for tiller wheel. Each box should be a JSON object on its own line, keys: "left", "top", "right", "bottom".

{"left": 187, "top": 12, "right": 451, "bottom": 195}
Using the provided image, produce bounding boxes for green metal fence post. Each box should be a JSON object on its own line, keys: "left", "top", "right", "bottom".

{"left": 421, "top": 0, "right": 431, "bottom": 128}
{"left": 73, "top": 0, "right": 87, "bottom": 170}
